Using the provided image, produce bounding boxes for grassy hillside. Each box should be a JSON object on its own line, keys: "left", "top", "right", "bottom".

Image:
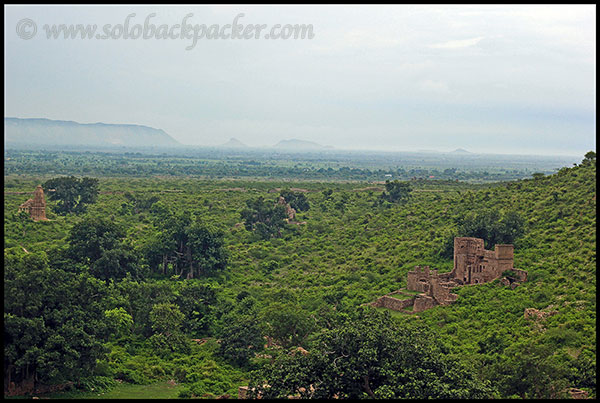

{"left": 4, "top": 156, "right": 595, "bottom": 399}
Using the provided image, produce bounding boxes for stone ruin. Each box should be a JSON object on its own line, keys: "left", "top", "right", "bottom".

{"left": 18, "top": 185, "right": 48, "bottom": 221}
{"left": 276, "top": 196, "right": 297, "bottom": 222}
{"left": 371, "top": 237, "right": 528, "bottom": 313}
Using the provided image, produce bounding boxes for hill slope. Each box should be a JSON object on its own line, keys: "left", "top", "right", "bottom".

{"left": 2, "top": 154, "right": 596, "bottom": 399}
{"left": 219, "top": 138, "right": 248, "bottom": 148}
{"left": 4, "top": 117, "right": 180, "bottom": 148}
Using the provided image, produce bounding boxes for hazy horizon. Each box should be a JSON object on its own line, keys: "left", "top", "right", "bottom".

{"left": 4, "top": 5, "right": 596, "bottom": 157}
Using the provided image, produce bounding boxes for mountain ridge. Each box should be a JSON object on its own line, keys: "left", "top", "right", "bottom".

{"left": 4, "top": 117, "right": 180, "bottom": 148}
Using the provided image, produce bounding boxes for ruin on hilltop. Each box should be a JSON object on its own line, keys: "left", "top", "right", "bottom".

{"left": 371, "top": 237, "right": 528, "bottom": 313}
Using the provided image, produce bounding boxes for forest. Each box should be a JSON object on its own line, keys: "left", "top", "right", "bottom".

{"left": 3, "top": 150, "right": 596, "bottom": 399}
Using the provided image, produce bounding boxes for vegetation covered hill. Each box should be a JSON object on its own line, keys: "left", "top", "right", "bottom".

{"left": 4, "top": 118, "right": 180, "bottom": 148}
{"left": 3, "top": 153, "right": 595, "bottom": 399}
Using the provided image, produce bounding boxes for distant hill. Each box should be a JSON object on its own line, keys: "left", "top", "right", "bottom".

{"left": 4, "top": 117, "right": 180, "bottom": 148}
{"left": 220, "top": 138, "right": 248, "bottom": 148}
{"left": 450, "top": 148, "right": 471, "bottom": 154}
{"left": 273, "top": 139, "right": 332, "bottom": 150}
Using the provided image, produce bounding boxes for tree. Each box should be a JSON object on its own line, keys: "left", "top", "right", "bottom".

{"left": 43, "top": 176, "right": 99, "bottom": 214}
{"left": 378, "top": 180, "right": 412, "bottom": 204}
{"left": 240, "top": 196, "right": 288, "bottom": 239}
{"left": 175, "top": 282, "right": 217, "bottom": 337}
{"left": 67, "top": 217, "right": 142, "bottom": 281}
{"left": 104, "top": 307, "right": 133, "bottom": 341}
{"left": 186, "top": 222, "right": 228, "bottom": 277}
{"left": 217, "top": 301, "right": 264, "bottom": 367}
{"left": 143, "top": 211, "right": 227, "bottom": 278}
{"left": 582, "top": 151, "right": 596, "bottom": 165}
{"left": 532, "top": 172, "right": 545, "bottom": 180}
{"left": 149, "top": 303, "right": 190, "bottom": 356}
{"left": 4, "top": 250, "right": 109, "bottom": 392}
{"left": 456, "top": 209, "right": 525, "bottom": 249}
{"left": 249, "top": 308, "right": 493, "bottom": 399}
{"left": 123, "top": 192, "right": 160, "bottom": 214}
{"left": 90, "top": 247, "right": 141, "bottom": 281}
{"left": 280, "top": 190, "right": 310, "bottom": 212}
{"left": 68, "top": 216, "right": 124, "bottom": 263}
{"left": 259, "top": 302, "right": 314, "bottom": 348}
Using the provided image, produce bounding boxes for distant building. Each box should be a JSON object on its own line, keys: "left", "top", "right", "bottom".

{"left": 371, "top": 237, "right": 527, "bottom": 313}
{"left": 18, "top": 185, "right": 48, "bottom": 221}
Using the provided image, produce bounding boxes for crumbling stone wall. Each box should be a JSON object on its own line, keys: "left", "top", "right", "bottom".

{"left": 371, "top": 295, "right": 415, "bottom": 311}
{"left": 413, "top": 295, "right": 438, "bottom": 312}
{"left": 407, "top": 266, "right": 432, "bottom": 292}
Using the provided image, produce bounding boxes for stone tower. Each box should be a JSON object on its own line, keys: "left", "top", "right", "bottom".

{"left": 18, "top": 185, "right": 48, "bottom": 221}
{"left": 453, "top": 237, "right": 513, "bottom": 284}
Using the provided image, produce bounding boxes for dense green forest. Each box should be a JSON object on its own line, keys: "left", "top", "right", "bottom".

{"left": 3, "top": 152, "right": 595, "bottom": 399}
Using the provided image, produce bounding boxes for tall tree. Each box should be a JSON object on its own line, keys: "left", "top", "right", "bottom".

{"left": 240, "top": 196, "right": 288, "bottom": 239}
{"left": 67, "top": 216, "right": 141, "bottom": 281}
{"left": 144, "top": 210, "right": 227, "bottom": 278}
{"left": 4, "top": 250, "right": 109, "bottom": 392}
{"left": 249, "top": 308, "right": 493, "bottom": 399}
{"left": 43, "top": 176, "right": 99, "bottom": 214}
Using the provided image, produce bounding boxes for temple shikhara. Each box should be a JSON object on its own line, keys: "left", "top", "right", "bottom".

{"left": 371, "top": 237, "right": 528, "bottom": 313}
{"left": 18, "top": 185, "right": 48, "bottom": 221}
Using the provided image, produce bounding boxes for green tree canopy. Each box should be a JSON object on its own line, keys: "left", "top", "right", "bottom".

{"left": 249, "top": 308, "right": 493, "bottom": 399}
{"left": 4, "top": 250, "right": 109, "bottom": 389}
{"left": 457, "top": 209, "right": 525, "bottom": 249}
{"left": 143, "top": 210, "right": 227, "bottom": 278}
{"left": 149, "top": 303, "right": 190, "bottom": 357}
{"left": 43, "top": 176, "right": 99, "bottom": 214}
{"left": 280, "top": 190, "right": 310, "bottom": 212}
{"left": 379, "top": 180, "right": 412, "bottom": 204}
{"left": 240, "top": 196, "right": 288, "bottom": 239}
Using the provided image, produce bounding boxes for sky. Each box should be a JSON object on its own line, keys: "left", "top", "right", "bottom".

{"left": 4, "top": 5, "right": 596, "bottom": 156}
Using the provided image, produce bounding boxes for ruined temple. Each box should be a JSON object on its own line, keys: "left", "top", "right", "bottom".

{"left": 371, "top": 237, "right": 527, "bottom": 313}
{"left": 18, "top": 185, "right": 47, "bottom": 221}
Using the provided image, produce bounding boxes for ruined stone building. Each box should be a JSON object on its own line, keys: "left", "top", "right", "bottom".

{"left": 18, "top": 185, "right": 48, "bottom": 221}
{"left": 371, "top": 237, "right": 527, "bottom": 313}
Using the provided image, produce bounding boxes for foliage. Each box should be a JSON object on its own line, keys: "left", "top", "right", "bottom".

{"left": 259, "top": 302, "right": 314, "bottom": 348}
{"left": 249, "top": 308, "right": 493, "bottom": 399}
{"left": 457, "top": 209, "right": 525, "bottom": 249}
{"left": 439, "top": 208, "right": 526, "bottom": 257}
{"left": 43, "top": 176, "right": 99, "bottom": 214}
{"left": 216, "top": 298, "right": 264, "bottom": 367}
{"left": 104, "top": 307, "right": 134, "bottom": 341}
{"left": 143, "top": 209, "right": 228, "bottom": 279}
{"left": 122, "top": 192, "right": 159, "bottom": 214}
{"left": 240, "top": 196, "right": 289, "bottom": 239}
{"left": 67, "top": 216, "right": 141, "bottom": 281}
{"left": 149, "top": 303, "right": 190, "bottom": 357}
{"left": 280, "top": 189, "right": 310, "bottom": 212}
{"left": 3, "top": 152, "right": 596, "bottom": 399}
{"left": 4, "top": 250, "right": 109, "bottom": 386}
{"left": 378, "top": 180, "right": 412, "bottom": 204}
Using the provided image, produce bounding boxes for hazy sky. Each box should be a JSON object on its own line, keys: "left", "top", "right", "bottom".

{"left": 4, "top": 5, "right": 596, "bottom": 156}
